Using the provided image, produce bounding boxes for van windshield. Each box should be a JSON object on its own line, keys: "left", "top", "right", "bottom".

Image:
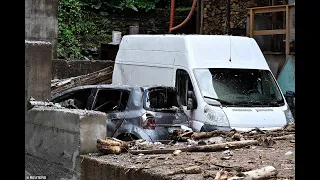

{"left": 193, "top": 68, "right": 284, "bottom": 107}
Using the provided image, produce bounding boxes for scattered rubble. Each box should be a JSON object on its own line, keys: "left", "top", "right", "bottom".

{"left": 93, "top": 124, "right": 295, "bottom": 179}
{"left": 51, "top": 66, "right": 113, "bottom": 96}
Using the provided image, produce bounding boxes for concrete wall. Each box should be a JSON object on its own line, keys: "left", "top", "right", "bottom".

{"left": 25, "top": 41, "right": 52, "bottom": 101}
{"left": 52, "top": 59, "right": 115, "bottom": 79}
{"left": 25, "top": 106, "right": 107, "bottom": 179}
{"left": 25, "top": 0, "right": 58, "bottom": 58}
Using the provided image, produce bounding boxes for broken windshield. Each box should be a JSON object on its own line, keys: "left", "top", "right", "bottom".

{"left": 193, "top": 68, "right": 284, "bottom": 107}
{"left": 144, "top": 88, "right": 182, "bottom": 112}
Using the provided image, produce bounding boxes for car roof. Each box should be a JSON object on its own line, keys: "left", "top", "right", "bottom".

{"left": 51, "top": 84, "right": 176, "bottom": 100}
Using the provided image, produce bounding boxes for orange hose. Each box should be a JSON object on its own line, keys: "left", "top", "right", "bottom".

{"left": 169, "top": 0, "right": 198, "bottom": 32}
{"left": 169, "top": 0, "right": 175, "bottom": 32}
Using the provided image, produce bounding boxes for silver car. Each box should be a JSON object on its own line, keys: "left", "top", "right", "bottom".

{"left": 51, "top": 84, "right": 189, "bottom": 142}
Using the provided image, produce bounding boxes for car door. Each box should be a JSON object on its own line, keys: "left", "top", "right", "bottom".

{"left": 51, "top": 87, "right": 96, "bottom": 110}
{"left": 91, "top": 88, "right": 131, "bottom": 138}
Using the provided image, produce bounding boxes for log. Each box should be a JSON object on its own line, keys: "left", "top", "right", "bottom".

{"left": 129, "top": 140, "right": 258, "bottom": 155}
{"left": 191, "top": 130, "right": 226, "bottom": 140}
{"left": 273, "top": 134, "right": 295, "bottom": 140}
{"left": 181, "top": 140, "right": 258, "bottom": 152}
{"left": 51, "top": 66, "right": 113, "bottom": 96}
{"left": 96, "top": 138, "right": 129, "bottom": 154}
{"left": 241, "top": 166, "right": 278, "bottom": 180}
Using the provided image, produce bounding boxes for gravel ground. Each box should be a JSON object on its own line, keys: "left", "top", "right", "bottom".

{"left": 90, "top": 138, "right": 295, "bottom": 179}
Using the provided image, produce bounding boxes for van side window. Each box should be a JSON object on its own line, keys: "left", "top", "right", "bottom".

{"left": 175, "top": 69, "right": 193, "bottom": 106}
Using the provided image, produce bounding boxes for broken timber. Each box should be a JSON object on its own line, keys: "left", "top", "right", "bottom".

{"left": 51, "top": 66, "right": 113, "bottom": 96}
{"left": 129, "top": 140, "right": 258, "bottom": 155}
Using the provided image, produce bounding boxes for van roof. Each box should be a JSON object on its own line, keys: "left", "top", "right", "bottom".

{"left": 118, "top": 34, "right": 270, "bottom": 70}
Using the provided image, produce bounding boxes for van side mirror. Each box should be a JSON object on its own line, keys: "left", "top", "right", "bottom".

{"left": 187, "top": 91, "right": 197, "bottom": 110}
{"left": 284, "top": 91, "right": 295, "bottom": 109}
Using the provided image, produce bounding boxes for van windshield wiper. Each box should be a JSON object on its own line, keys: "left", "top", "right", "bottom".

{"left": 204, "top": 96, "right": 234, "bottom": 105}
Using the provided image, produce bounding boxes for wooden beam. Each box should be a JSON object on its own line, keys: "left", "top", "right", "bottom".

{"left": 249, "top": 9, "right": 254, "bottom": 37}
{"left": 200, "top": 0, "right": 204, "bottom": 34}
{"left": 254, "top": 29, "right": 286, "bottom": 36}
{"left": 285, "top": 5, "right": 290, "bottom": 55}
{"left": 196, "top": 0, "right": 200, "bottom": 34}
{"left": 247, "top": 5, "right": 295, "bottom": 14}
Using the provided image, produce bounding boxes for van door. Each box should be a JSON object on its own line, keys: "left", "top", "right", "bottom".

{"left": 175, "top": 69, "right": 196, "bottom": 127}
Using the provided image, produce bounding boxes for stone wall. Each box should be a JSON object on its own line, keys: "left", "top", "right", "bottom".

{"left": 52, "top": 59, "right": 115, "bottom": 79}
{"left": 202, "top": 0, "right": 268, "bottom": 35}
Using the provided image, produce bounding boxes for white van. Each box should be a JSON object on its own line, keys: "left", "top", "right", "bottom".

{"left": 112, "top": 35, "right": 294, "bottom": 132}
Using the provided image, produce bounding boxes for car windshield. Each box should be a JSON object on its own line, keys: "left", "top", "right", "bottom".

{"left": 193, "top": 68, "right": 284, "bottom": 107}
{"left": 144, "top": 88, "right": 182, "bottom": 112}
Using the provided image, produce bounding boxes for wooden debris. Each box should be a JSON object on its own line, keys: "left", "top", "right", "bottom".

{"left": 231, "top": 133, "right": 243, "bottom": 141}
{"left": 191, "top": 130, "right": 226, "bottom": 140}
{"left": 257, "top": 137, "right": 276, "bottom": 147}
{"left": 239, "top": 166, "right": 278, "bottom": 180}
{"left": 273, "top": 134, "right": 295, "bottom": 140}
{"left": 96, "top": 138, "right": 129, "bottom": 154}
{"left": 184, "top": 165, "right": 202, "bottom": 174}
{"left": 182, "top": 140, "right": 258, "bottom": 153}
{"left": 129, "top": 140, "right": 258, "bottom": 155}
{"left": 214, "top": 171, "right": 233, "bottom": 180}
{"left": 51, "top": 66, "right": 113, "bottom": 96}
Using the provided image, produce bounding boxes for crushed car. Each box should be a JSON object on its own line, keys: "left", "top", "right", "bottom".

{"left": 51, "top": 84, "right": 191, "bottom": 143}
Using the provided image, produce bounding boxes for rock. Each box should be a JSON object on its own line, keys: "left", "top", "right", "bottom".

{"left": 285, "top": 151, "right": 293, "bottom": 156}
{"left": 221, "top": 156, "right": 231, "bottom": 160}
{"left": 206, "top": 137, "right": 225, "bottom": 144}
{"left": 138, "top": 153, "right": 144, "bottom": 156}
{"left": 232, "top": 133, "right": 243, "bottom": 141}
{"left": 187, "top": 139, "right": 198, "bottom": 146}
{"left": 173, "top": 150, "right": 182, "bottom": 156}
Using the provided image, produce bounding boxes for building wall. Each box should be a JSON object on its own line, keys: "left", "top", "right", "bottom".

{"left": 25, "top": 0, "right": 59, "bottom": 58}
{"left": 52, "top": 59, "right": 115, "bottom": 79}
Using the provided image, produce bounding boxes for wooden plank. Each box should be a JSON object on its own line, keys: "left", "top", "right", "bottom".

{"left": 200, "top": 0, "right": 204, "bottom": 34}
{"left": 286, "top": 5, "right": 290, "bottom": 55}
{"left": 51, "top": 66, "right": 113, "bottom": 95}
{"left": 249, "top": 9, "right": 254, "bottom": 37}
{"left": 247, "top": 5, "right": 294, "bottom": 14}
{"left": 196, "top": 0, "right": 200, "bottom": 34}
{"left": 254, "top": 29, "right": 286, "bottom": 35}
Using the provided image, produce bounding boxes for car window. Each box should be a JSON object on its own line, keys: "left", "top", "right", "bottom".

{"left": 52, "top": 88, "right": 93, "bottom": 109}
{"left": 92, "top": 89, "right": 130, "bottom": 113}
{"left": 145, "top": 88, "right": 181, "bottom": 111}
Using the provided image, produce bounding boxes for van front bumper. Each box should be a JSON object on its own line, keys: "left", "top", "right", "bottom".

{"left": 200, "top": 125, "right": 232, "bottom": 132}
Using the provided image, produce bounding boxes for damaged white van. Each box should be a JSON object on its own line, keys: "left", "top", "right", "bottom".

{"left": 112, "top": 35, "right": 295, "bottom": 132}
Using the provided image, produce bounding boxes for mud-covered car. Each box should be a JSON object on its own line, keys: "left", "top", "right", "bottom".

{"left": 51, "top": 84, "right": 190, "bottom": 142}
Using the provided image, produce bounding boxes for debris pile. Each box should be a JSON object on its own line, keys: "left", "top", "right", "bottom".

{"left": 96, "top": 124, "right": 295, "bottom": 155}
{"left": 51, "top": 66, "right": 113, "bottom": 96}
{"left": 94, "top": 124, "right": 295, "bottom": 179}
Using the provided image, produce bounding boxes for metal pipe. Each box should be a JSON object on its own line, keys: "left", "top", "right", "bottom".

{"left": 169, "top": 0, "right": 175, "bottom": 32}
{"left": 169, "top": 0, "right": 198, "bottom": 33}
{"left": 226, "top": 0, "right": 231, "bottom": 35}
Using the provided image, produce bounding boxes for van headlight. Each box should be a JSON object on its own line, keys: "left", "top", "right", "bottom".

{"left": 283, "top": 105, "right": 294, "bottom": 124}
{"left": 204, "top": 105, "right": 230, "bottom": 127}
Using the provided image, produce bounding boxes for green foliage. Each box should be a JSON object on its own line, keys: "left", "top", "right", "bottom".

{"left": 58, "top": 0, "right": 161, "bottom": 59}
